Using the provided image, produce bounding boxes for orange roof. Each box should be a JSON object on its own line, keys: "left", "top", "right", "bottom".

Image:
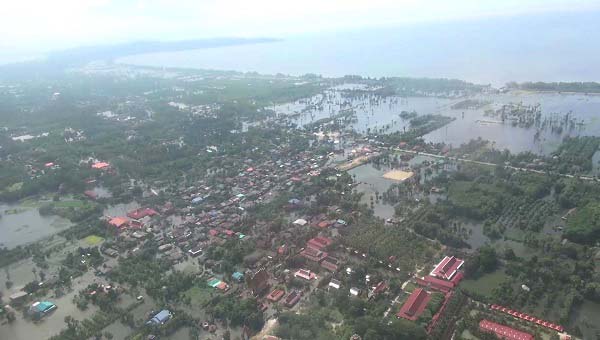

{"left": 109, "top": 217, "right": 129, "bottom": 228}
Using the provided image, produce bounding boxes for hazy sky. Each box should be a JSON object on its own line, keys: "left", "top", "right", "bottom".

{"left": 2, "top": 0, "right": 600, "bottom": 53}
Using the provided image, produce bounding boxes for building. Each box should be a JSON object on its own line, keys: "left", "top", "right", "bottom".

{"left": 284, "top": 290, "right": 302, "bottom": 307}
{"left": 92, "top": 161, "right": 110, "bottom": 169}
{"left": 188, "top": 247, "right": 202, "bottom": 257}
{"left": 148, "top": 310, "right": 172, "bottom": 325}
{"left": 9, "top": 291, "right": 29, "bottom": 305}
{"left": 267, "top": 289, "right": 285, "bottom": 302}
{"left": 321, "top": 256, "right": 340, "bottom": 271}
{"left": 417, "top": 275, "right": 455, "bottom": 293}
{"left": 232, "top": 272, "right": 245, "bottom": 282}
{"left": 29, "top": 301, "right": 57, "bottom": 319}
{"left": 396, "top": 288, "right": 431, "bottom": 321}
{"left": 300, "top": 247, "right": 328, "bottom": 262}
{"left": 293, "top": 218, "right": 308, "bottom": 226}
{"left": 108, "top": 216, "right": 129, "bottom": 229}
{"left": 329, "top": 279, "right": 341, "bottom": 290}
{"left": 294, "top": 269, "right": 316, "bottom": 281}
{"left": 430, "top": 256, "right": 464, "bottom": 281}
{"left": 307, "top": 237, "right": 332, "bottom": 250}
{"left": 127, "top": 208, "right": 158, "bottom": 220}
{"left": 479, "top": 319, "right": 534, "bottom": 340}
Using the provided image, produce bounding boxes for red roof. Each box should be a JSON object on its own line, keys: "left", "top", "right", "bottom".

{"left": 316, "top": 221, "right": 331, "bottom": 228}
{"left": 209, "top": 229, "right": 219, "bottom": 236}
{"left": 92, "top": 162, "right": 110, "bottom": 169}
{"left": 396, "top": 288, "right": 431, "bottom": 321}
{"left": 431, "top": 256, "right": 464, "bottom": 280}
{"left": 127, "top": 208, "right": 158, "bottom": 220}
{"left": 267, "top": 289, "right": 285, "bottom": 302}
{"left": 490, "top": 305, "right": 564, "bottom": 332}
{"left": 307, "top": 237, "right": 332, "bottom": 250}
{"left": 300, "top": 247, "right": 328, "bottom": 262}
{"left": 479, "top": 319, "right": 534, "bottom": 340}
{"left": 421, "top": 275, "right": 455, "bottom": 292}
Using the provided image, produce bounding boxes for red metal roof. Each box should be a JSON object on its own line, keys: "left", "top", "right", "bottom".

{"left": 431, "top": 256, "right": 464, "bottom": 280}
{"left": 396, "top": 288, "right": 431, "bottom": 321}
{"left": 479, "top": 319, "right": 534, "bottom": 340}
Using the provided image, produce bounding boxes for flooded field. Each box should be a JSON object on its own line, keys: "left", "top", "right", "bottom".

{"left": 348, "top": 163, "right": 397, "bottom": 219}
{"left": 104, "top": 201, "right": 140, "bottom": 217}
{"left": 277, "top": 89, "right": 600, "bottom": 157}
{"left": 0, "top": 203, "right": 73, "bottom": 249}
{"left": 570, "top": 300, "right": 600, "bottom": 340}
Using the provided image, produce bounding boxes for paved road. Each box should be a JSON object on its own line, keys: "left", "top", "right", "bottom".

{"left": 393, "top": 148, "right": 597, "bottom": 181}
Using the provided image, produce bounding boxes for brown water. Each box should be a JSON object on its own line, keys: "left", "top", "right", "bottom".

{"left": 0, "top": 203, "right": 73, "bottom": 249}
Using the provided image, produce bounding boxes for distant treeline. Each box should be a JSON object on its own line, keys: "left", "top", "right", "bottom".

{"left": 509, "top": 81, "right": 600, "bottom": 93}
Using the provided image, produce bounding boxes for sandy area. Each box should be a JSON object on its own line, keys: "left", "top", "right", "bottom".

{"left": 383, "top": 170, "right": 414, "bottom": 181}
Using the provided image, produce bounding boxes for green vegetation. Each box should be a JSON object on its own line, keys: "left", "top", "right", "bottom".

{"left": 566, "top": 202, "right": 600, "bottom": 244}
{"left": 83, "top": 235, "right": 105, "bottom": 246}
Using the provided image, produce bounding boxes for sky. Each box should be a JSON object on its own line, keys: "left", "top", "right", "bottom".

{"left": 1, "top": 0, "right": 600, "bottom": 55}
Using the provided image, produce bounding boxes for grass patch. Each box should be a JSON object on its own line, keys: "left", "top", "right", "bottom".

{"left": 183, "top": 285, "right": 215, "bottom": 306}
{"left": 6, "top": 182, "right": 23, "bottom": 192}
{"left": 460, "top": 268, "right": 508, "bottom": 297}
{"left": 83, "top": 235, "right": 105, "bottom": 246}
{"left": 53, "top": 200, "right": 87, "bottom": 208}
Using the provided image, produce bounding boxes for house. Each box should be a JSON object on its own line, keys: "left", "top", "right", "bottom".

{"left": 148, "top": 310, "right": 172, "bottom": 325}
{"left": 321, "top": 256, "right": 340, "bottom": 272}
{"left": 92, "top": 162, "right": 110, "bottom": 169}
{"left": 328, "top": 279, "right": 341, "bottom": 290}
{"left": 349, "top": 287, "right": 361, "bottom": 296}
{"left": 232, "top": 272, "right": 245, "bottom": 282}
{"left": 430, "top": 256, "right": 464, "bottom": 281}
{"left": 307, "top": 237, "right": 332, "bottom": 250}
{"left": 284, "top": 290, "right": 302, "bottom": 307}
{"left": 396, "top": 288, "right": 430, "bottom": 321}
{"left": 108, "top": 217, "right": 129, "bottom": 229}
{"left": 9, "top": 291, "right": 29, "bottom": 305}
{"left": 294, "top": 269, "right": 316, "bottom": 281}
{"left": 84, "top": 190, "right": 98, "bottom": 200}
{"left": 29, "top": 301, "right": 57, "bottom": 319}
{"left": 267, "top": 289, "right": 285, "bottom": 302}
{"left": 188, "top": 247, "right": 203, "bottom": 257}
{"left": 127, "top": 208, "right": 158, "bottom": 220}
{"left": 293, "top": 219, "right": 308, "bottom": 226}
{"left": 300, "top": 247, "right": 328, "bottom": 262}
{"left": 479, "top": 319, "right": 533, "bottom": 340}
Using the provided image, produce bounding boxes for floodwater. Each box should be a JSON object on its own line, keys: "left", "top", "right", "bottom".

{"left": 277, "top": 89, "right": 600, "bottom": 157}
{"left": 348, "top": 163, "right": 398, "bottom": 220}
{"left": 0, "top": 270, "right": 100, "bottom": 339}
{"left": 274, "top": 89, "right": 453, "bottom": 134}
{"left": 570, "top": 300, "right": 600, "bottom": 340}
{"left": 103, "top": 201, "right": 140, "bottom": 217}
{"left": 424, "top": 92, "right": 600, "bottom": 156}
{"left": 0, "top": 203, "right": 73, "bottom": 249}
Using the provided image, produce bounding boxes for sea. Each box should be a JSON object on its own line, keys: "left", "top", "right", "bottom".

{"left": 118, "top": 11, "right": 600, "bottom": 86}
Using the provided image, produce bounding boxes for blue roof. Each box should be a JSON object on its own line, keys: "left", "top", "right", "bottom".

{"left": 232, "top": 272, "right": 244, "bottom": 280}
{"left": 151, "top": 310, "right": 172, "bottom": 324}
{"left": 33, "top": 301, "right": 56, "bottom": 313}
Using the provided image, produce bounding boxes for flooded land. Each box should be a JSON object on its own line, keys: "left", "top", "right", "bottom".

{"left": 0, "top": 203, "right": 73, "bottom": 249}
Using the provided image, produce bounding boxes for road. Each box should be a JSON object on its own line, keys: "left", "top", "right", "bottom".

{"left": 393, "top": 148, "right": 597, "bottom": 181}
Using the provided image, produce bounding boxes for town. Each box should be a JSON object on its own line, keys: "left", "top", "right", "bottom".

{"left": 0, "top": 62, "right": 599, "bottom": 340}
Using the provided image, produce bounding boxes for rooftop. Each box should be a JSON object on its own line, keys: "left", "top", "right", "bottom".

{"left": 431, "top": 256, "right": 464, "bottom": 280}
{"left": 396, "top": 288, "right": 430, "bottom": 321}
{"left": 479, "top": 319, "right": 534, "bottom": 340}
